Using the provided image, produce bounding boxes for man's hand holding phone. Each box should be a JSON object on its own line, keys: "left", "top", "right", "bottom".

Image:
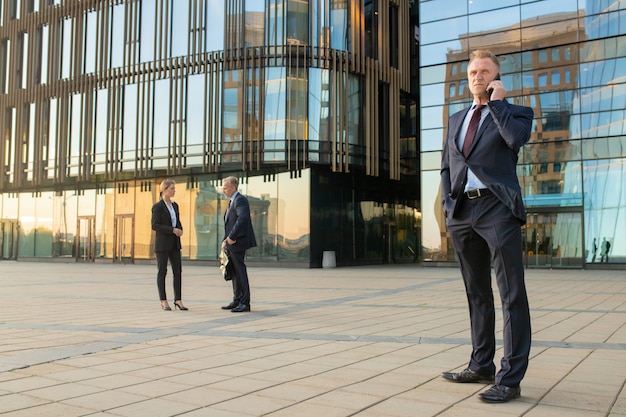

{"left": 487, "top": 73, "right": 504, "bottom": 101}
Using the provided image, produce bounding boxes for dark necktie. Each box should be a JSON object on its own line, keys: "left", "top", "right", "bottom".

{"left": 225, "top": 199, "right": 231, "bottom": 220}
{"left": 462, "top": 104, "right": 484, "bottom": 157}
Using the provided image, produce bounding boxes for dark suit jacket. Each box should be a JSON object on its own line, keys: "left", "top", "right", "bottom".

{"left": 151, "top": 199, "right": 182, "bottom": 252}
{"left": 224, "top": 192, "right": 257, "bottom": 252}
{"left": 441, "top": 99, "right": 533, "bottom": 223}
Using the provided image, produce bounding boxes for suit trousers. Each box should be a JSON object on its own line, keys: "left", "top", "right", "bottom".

{"left": 228, "top": 249, "right": 250, "bottom": 306}
{"left": 446, "top": 193, "right": 531, "bottom": 387}
{"left": 156, "top": 248, "right": 182, "bottom": 301}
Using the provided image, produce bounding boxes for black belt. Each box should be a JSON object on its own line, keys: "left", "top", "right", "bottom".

{"left": 464, "top": 188, "right": 492, "bottom": 199}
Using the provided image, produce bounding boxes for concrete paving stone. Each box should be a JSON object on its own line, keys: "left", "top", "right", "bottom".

{"left": 203, "top": 394, "right": 296, "bottom": 416}
{"left": 117, "top": 378, "right": 196, "bottom": 398}
{"left": 60, "top": 389, "right": 149, "bottom": 412}
{"left": 78, "top": 373, "right": 152, "bottom": 390}
{"left": 306, "top": 388, "right": 388, "bottom": 409}
{"left": 98, "top": 397, "right": 199, "bottom": 417}
{"left": 341, "top": 378, "right": 420, "bottom": 398}
{"left": 400, "top": 386, "right": 480, "bottom": 405}
{"left": 524, "top": 404, "right": 607, "bottom": 416}
{"left": 613, "top": 397, "right": 626, "bottom": 414}
{"left": 554, "top": 379, "right": 623, "bottom": 396}
{"left": 541, "top": 389, "right": 615, "bottom": 412}
{"left": 0, "top": 375, "right": 63, "bottom": 393}
{"left": 23, "top": 381, "right": 103, "bottom": 401}
{"left": 436, "top": 404, "right": 527, "bottom": 417}
{"left": 202, "top": 375, "right": 279, "bottom": 394}
{"left": 123, "top": 364, "right": 193, "bottom": 380}
{"left": 159, "top": 386, "right": 242, "bottom": 406}
{"left": 2, "top": 401, "right": 95, "bottom": 417}
{"left": 254, "top": 382, "right": 336, "bottom": 402}
{"left": 257, "top": 401, "right": 355, "bottom": 417}
{"left": 0, "top": 392, "right": 50, "bottom": 413}
{"left": 42, "top": 367, "right": 113, "bottom": 383}
{"left": 354, "top": 395, "right": 450, "bottom": 417}
{"left": 176, "top": 407, "right": 246, "bottom": 417}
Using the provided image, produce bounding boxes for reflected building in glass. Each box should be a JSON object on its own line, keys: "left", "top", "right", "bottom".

{"left": 420, "top": 0, "right": 625, "bottom": 268}
{"left": 0, "top": 1, "right": 420, "bottom": 266}
{"left": 1, "top": 1, "right": 623, "bottom": 270}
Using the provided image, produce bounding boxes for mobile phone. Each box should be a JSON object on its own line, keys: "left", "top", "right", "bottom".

{"left": 488, "top": 74, "right": 501, "bottom": 99}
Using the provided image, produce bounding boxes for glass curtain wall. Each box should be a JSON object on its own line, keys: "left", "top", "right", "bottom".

{"left": 0, "top": 1, "right": 417, "bottom": 266}
{"left": 419, "top": 0, "right": 626, "bottom": 266}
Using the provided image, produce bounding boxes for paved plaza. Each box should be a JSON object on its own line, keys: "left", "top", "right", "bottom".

{"left": 0, "top": 261, "right": 625, "bottom": 416}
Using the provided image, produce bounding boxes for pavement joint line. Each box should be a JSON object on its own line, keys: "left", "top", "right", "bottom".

{"left": 3, "top": 323, "right": 625, "bottom": 374}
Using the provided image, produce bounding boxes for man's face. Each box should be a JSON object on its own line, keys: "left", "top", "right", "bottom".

{"left": 467, "top": 57, "right": 499, "bottom": 99}
{"left": 222, "top": 180, "right": 235, "bottom": 198}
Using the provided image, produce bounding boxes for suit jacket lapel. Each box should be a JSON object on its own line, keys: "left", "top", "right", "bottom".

{"left": 452, "top": 109, "right": 471, "bottom": 154}
{"left": 469, "top": 115, "right": 493, "bottom": 154}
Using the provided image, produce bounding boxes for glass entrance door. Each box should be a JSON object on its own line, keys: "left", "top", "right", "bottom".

{"left": 114, "top": 215, "right": 134, "bottom": 263}
{"left": 1, "top": 220, "right": 18, "bottom": 259}
{"left": 524, "top": 211, "right": 583, "bottom": 268}
{"left": 76, "top": 216, "right": 95, "bottom": 262}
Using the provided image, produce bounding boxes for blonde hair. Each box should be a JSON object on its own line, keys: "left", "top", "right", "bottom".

{"left": 223, "top": 176, "right": 239, "bottom": 189}
{"left": 159, "top": 178, "right": 175, "bottom": 197}
{"left": 469, "top": 50, "right": 500, "bottom": 69}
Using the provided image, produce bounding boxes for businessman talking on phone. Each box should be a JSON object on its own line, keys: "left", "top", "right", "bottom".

{"left": 440, "top": 50, "right": 534, "bottom": 403}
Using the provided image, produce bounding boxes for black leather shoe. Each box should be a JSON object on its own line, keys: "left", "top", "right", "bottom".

{"left": 221, "top": 301, "right": 238, "bottom": 310}
{"left": 478, "top": 384, "right": 521, "bottom": 403}
{"left": 441, "top": 368, "right": 495, "bottom": 384}
{"left": 231, "top": 304, "right": 250, "bottom": 313}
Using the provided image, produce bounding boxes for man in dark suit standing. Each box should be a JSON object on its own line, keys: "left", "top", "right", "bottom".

{"left": 221, "top": 176, "right": 257, "bottom": 313}
{"left": 440, "top": 50, "right": 533, "bottom": 403}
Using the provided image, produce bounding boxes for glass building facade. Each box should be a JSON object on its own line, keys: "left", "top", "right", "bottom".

{"left": 0, "top": 0, "right": 623, "bottom": 269}
{"left": 0, "top": 0, "right": 420, "bottom": 266}
{"left": 420, "top": 0, "right": 625, "bottom": 268}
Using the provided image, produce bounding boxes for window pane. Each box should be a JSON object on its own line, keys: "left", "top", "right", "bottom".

{"left": 205, "top": 0, "right": 224, "bottom": 52}
{"left": 110, "top": 4, "right": 124, "bottom": 68}
{"left": 140, "top": 0, "right": 155, "bottom": 62}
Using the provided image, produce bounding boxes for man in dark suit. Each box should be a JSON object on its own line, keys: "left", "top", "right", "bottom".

{"left": 440, "top": 50, "right": 533, "bottom": 403}
{"left": 221, "top": 176, "right": 257, "bottom": 313}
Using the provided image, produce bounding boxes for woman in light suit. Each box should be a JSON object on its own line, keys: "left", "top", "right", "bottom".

{"left": 151, "top": 179, "right": 188, "bottom": 311}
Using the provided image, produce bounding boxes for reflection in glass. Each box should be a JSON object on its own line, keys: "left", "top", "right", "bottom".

{"left": 192, "top": 178, "right": 223, "bottom": 260}
{"left": 53, "top": 191, "right": 78, "bottom": 257}
{"left": 35, "top": 192, "right": 54, "bottom": 257}
{"left": 523, "top": 212, "right": 583, "bottom": 268}
{"left": 60, "top": 18, "right": 72, "bottom": 79}
{"left": 110, "top": 4, "right": 124, "bottom": 68}
{"left": 84, "top": 10, "right": 97, "bottom": 73}
{"left": 95, "top": 184, "right": 114, "bottom": 259}
{"left": 140, "top": 0, "right": 155, "bottom": 62}
{"left": 123, "top": 84, "right": 138, "bottom": 171}
{"left": 244, "top": 176, "right": 278, "bottom": 260}
{"left": 275, "top": 171, "right": 309, "bottom": 261}
{"left": 171, "top": 1, "right": 189, "bottom": 58}
{"left": 206, "top": 0, "right": 225, "bottom": 52}
{"left": 153, "top": 79, "right": 170, "bottom": 168}
{"left": 264, "top": 67, "right": 287, "bottom": 161}
{"left": 135, "top": 182, "right": 156, "bottom": 260}
{"left": 69, "top": 94, "right": 82, "bottom": 176}
{"left": 94, "top": 89, "right": 108, "bottom": 173}
{"left": 583, "top": 158, "right": 625, "bottom": 264}
{"left": 223, "top": 70, "right": 243, "bottom": 163}
{"left": 18, "top": 193, "right": 38, "bottom": 257}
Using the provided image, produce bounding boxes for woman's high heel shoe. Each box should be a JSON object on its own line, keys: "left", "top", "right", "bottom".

{"left": 173, "top": 301, "right": 188, "bottom": 311}
{"left": 161, "top": 304, "right": 171, "bottom": 311}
